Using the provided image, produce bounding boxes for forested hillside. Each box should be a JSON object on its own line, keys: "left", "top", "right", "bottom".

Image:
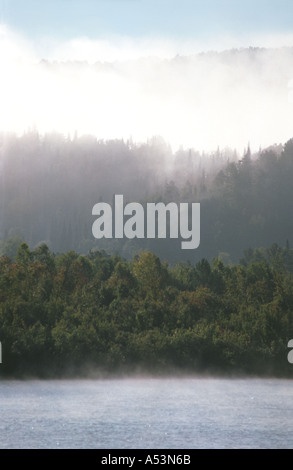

{"left": 1, "top": 48, "right": 293, "bottom": 377}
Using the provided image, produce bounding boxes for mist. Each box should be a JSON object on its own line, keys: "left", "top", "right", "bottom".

{"left": 1, "top": 23, "right": 293, "bottom": 153}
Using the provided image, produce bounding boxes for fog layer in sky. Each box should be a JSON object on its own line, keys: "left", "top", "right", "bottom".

{"left": 0, "top": 23, "right": 293, "bottom": 152}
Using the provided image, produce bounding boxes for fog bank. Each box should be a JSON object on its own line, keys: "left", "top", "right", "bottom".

{"left": 1, "top": 24, "right": 293, "bottom": 152}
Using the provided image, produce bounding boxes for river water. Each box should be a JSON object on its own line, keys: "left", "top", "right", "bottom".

{"left": 0, "top": 376, "right": 292, "bottom": 449}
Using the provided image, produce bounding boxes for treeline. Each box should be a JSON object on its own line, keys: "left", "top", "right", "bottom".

{"left": 0, "top": 242, "right": 293, "bottom": 378}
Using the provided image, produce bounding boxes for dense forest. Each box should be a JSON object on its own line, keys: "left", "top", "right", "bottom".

{"left": 1, "top": 134, "right": 293, "bottom": 377}
{"left": 0, "top": 241, "right": 293, "bottom": 378}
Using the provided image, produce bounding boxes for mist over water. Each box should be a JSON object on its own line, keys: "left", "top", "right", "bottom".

{"left": 1, "top": 377, "right": 293, "bottom": 449}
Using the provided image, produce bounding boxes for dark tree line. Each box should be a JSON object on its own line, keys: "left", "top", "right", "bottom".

{"left": 0, "top": 242, "right": 293, "bottom": 378}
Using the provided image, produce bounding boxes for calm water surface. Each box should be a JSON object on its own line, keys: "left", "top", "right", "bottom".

{"left": 0, "top": 377, "right": 292, "bottom": 449}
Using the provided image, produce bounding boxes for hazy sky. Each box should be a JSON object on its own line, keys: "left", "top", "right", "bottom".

{"left": 1, "top": 0, "right": 293, "bottom": 43}
{"left": 0, "top": 0, "right": 293, "bottom": 151}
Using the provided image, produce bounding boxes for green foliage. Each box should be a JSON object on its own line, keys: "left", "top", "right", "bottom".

{"left": 0, "top": 244, "right": 293, "bottom": 378}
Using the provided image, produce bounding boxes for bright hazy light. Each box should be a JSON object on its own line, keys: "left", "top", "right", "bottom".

{"left": 1, "top": 23, "right": 293, "bottom": 152}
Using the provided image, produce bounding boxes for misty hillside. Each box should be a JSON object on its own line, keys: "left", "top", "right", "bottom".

{"left": 1, "top": 129, "right": 293, "bottom": 264}
{"left": 1, "top": 47, "right": 293, "bottom": 263}
{"left": 0, "top": 131, "right": 233, "bottom": 258}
